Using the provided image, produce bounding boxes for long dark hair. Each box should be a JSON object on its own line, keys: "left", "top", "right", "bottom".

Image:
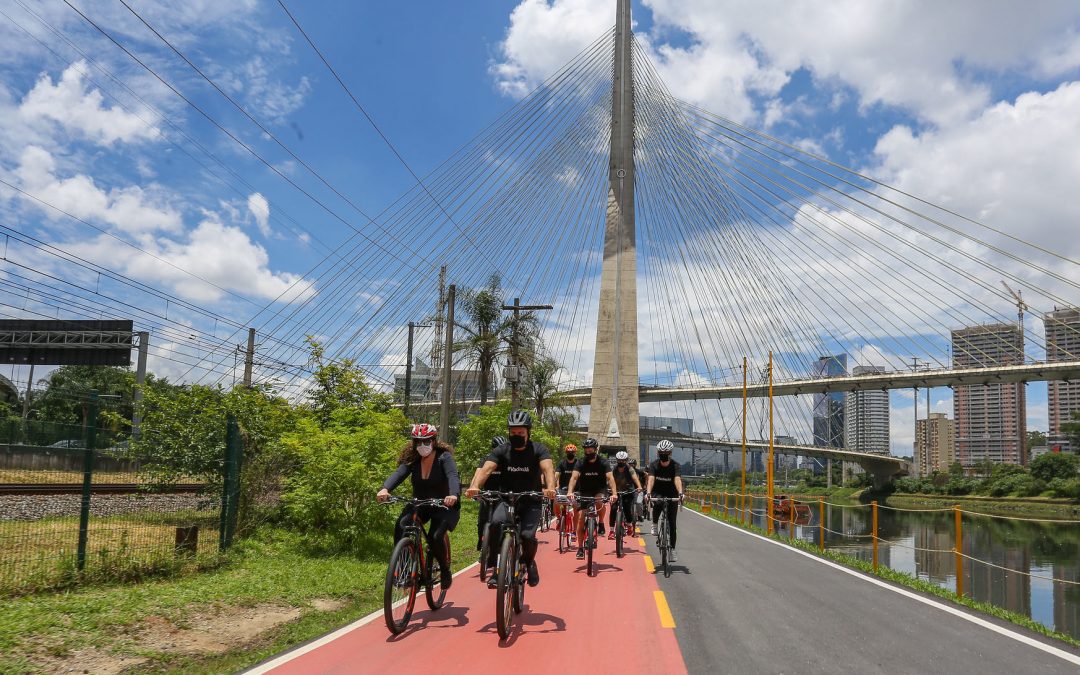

{"left": 398, "top": 439, "right": 452, "bottom": 464}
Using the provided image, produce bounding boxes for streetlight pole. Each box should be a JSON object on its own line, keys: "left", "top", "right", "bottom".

{"left": 501, "top": 298, "right": 553, "bottom": 410}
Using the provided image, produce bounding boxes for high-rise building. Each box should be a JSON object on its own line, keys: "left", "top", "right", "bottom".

{"left": 915, "top": 412, "right": 956, "bottom": 474}
{"left": 844, "top": 365, "right": 890, "bottom": 455}
{"left": 813, "top": 354, "right": 848, "bottom": 449}
{"left": 952, "top": 323, "right": 1026, "bottom": 466}
{"left": 1045, "top": 307, "right": 1080, "bottom": 439}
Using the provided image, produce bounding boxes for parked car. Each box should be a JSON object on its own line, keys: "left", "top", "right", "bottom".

{"left": 46, "top": 439, "right": 85, "bottom": 449}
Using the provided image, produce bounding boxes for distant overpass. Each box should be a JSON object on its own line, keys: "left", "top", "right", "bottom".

{"left": 404, "top": 360, "right": 1080, "bottom": 411}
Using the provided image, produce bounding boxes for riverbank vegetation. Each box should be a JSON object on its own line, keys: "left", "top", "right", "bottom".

{"left": 893, "top": 454, "right": 1080, "bottom": 501}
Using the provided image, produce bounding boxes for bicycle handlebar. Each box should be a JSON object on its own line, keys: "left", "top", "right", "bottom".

{"left": 382, "top": 496, "right": 450, "bottom": 508}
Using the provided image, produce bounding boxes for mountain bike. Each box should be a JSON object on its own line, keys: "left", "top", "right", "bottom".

{"left": 478, "top": 490, "right": 544, "bottom": 641}
{"left": 613, "top": 489, "right": 638, "bottom": 559}
{"left": 575, "top": 494, "right": 607, "bottom": 577}
{"left": 539, "top": 496, "right": 552, "bottom": 532}
{"left": 381, "top": 497, "right": 451, "bottom": 635}
{"left": 649, "top": 496, "right": 680, "bottom": 578}
{"left": 555, "top": 493, "right": 574, "bottom": 553}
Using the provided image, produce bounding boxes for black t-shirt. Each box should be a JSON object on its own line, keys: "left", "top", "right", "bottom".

{"left": 479, "top": 458, "right": 502, "bottom": 492}
{"left": 647, "top": 459, "right": 682, "bottom": 497}
{"left": 484, "top": 440, "right": 551, "bottom": 493}
{"left": 555, "top": 459, "right": 577, "bottom": 489}
{"left": 574, "top": 455, "right": 611, "bottom": 495}
{"left": 612, "top": 463, "right": 637, "bottom": 491}
{"left": 634, "top": 467, "right": 647, "bottom": 486}
{"left": 383, "top": 450, "right": 460, "bottom": 499}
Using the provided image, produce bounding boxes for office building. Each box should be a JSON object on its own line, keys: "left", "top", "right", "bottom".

{"left": 1045, "top": 307, "right": 1080, "bottom": 439}
{"left": 813, "top": 354, "right": 848, "bottom": 449}
{"left": 916, "top": 412, "right": 956, "bottom": 474}
{"left": 844, "top": 365, "right": 890, "bottom": 455}
{"left": 952, "top": 324, "right": 1025, "bottom": 466}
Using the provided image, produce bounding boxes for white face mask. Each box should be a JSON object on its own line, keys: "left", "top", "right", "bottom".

{"left": 417, "top": 441, "right": 434, "bottom": 458}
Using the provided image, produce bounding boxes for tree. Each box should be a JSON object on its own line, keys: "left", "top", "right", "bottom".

{"left": 1063, "top": 411, "right": 1080, "bottom": 448}
{"left": 1027, "top": 430, "right": 1048, "bottom": 449}
{"left": 1029, "top": 451, "right": 1080, "bottom": 483}
{"left": 453, "top": 274, "right": 539, "bottom": 405}
{"left": 521, "top": 355, "right": 575, "bottom": 424}
{"left": 304, "top": 337, "right": 391, "bottom": 427}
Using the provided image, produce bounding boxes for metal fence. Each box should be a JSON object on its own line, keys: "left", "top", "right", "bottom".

{"left": 0, "top": 415, "right": 242, "bottom": 595}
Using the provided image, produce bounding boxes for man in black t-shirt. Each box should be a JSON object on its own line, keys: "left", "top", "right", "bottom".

{"left": 474, "top": 436, "right": 505, "bottom": 550}
{"left": 566, "top": 438, "right": 617, "bottom": 560}
{"left": 608, "top": 451, "right": 642, "bottom": 537}
{"left": 466, "top": 410, "right": 556, "bottom": 587}
{"left": 646, "top": 440, "right": 684, "bottom": 562}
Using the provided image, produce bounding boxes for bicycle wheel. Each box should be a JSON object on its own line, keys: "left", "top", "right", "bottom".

{"left": 425, "top": 533, "right": 449, "bottom": 610}
{"left": 539, "top": 501, "right": 551, "bottom": 532}
{"left": 479, "top": 523, "right": 492, "bottom": 582}
{"left": 659, "top": 512, "right": 670, "bottom": 578}
{"left": 495, "top": 534, "right": 516, "bottom": 640}
{"left": 585, "top": 517, "right": 596, "bottom": 577}
{"left": 615, "top": 504, "right": 625, "bottom": 558}
{"left": 556, "top": 509, "right": 565, "bottom": 553}
{"left": 512, "top": 560, "right": 525, "bottom": 614}
{"left": 383, "top": 538, "right": 418, "bottom": 635}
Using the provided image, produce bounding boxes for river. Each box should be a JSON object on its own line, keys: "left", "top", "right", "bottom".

{"left": 734, "top": 497, "right": 1080, "bottom": 640}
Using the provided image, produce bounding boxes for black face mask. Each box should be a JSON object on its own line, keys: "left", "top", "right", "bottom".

{"left": 617, "top": 461, "right": 626, "bottom": 466}
{"left": 509, "top": 435, "right": 527, "bottom": 449}
{"left": 658, "top": 452, "right": 671, "bottom": 461}
{"left": 585, "top": 451, "right": 597, "bottom": 460}
{"left": 565, "top": 453, "right": 576, "bottom": 462}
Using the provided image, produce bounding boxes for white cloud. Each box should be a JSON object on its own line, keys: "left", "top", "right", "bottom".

{"left": 247, "top": 192, "right": 271, "bottom": 237}
{"left": 12, "top": 145, "right": 182, "bottom": 234}
{"left": 18, "top": 61, "right": 160, "bottom": 146}
{"left": 217, "top": 56, "right": 310, "bottom": 125}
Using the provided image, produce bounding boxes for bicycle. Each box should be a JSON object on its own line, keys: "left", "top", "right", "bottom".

{"left": 649, "top": 496, "right": 681, "bottom": 578}
{"left": 574, "top": 494, "right": 607, "bottom": 577}
{"left": 539, "top": 496, "right": 552, "bottom": 533}
{"left": 476, "top": 493, "right": 502, "bottom": 583}
{"left": 613, "top": 489, "right": 638, "bottom": 559}
{"left": 555, "top": 493, "right": 574, "bottom": 553}
{"left": 477, "top": 490, "right": 544, "bottom": 641}
{"left": 381, "top": 497, "right": 451, "bottom": 635}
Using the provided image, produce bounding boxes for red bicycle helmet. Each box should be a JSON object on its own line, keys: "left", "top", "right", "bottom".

{"left": 410, "top": 423, "right": 438, "bottom": 440}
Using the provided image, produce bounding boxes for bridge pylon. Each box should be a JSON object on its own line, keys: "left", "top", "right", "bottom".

{"left": 588, "top": 0, "right": 640, "bottom": 460}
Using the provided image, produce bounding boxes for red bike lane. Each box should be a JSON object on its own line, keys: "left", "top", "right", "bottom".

{"left": 251, "top": 525, "right": 687, "bottom": 674}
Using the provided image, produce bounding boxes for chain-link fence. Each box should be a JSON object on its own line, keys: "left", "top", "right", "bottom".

{"left": 0, "top": 415, "right": 242, "bottom": 595}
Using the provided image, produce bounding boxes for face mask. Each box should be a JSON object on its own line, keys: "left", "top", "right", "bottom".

{"left": 617, "top": 461, "right": 626, "bottom": 466}
{"left": 566, "top": 454, "right": 576, "bottom": 462}
{"left": 658, "top": 452, "right": 671, "bottom": 461}
{"left": 417, "top": 441, "right": 434, "bottom": 458}
{"left": 509, "top": 435, "right": 527, "bottom": 449}
{"left": 585, "top": 451, "right": 597, "bottom": 460}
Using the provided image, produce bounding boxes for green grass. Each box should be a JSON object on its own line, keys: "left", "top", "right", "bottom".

{"left": 886, "top": 493, "right": 1080, "bottom": 519}
{"left": 686, "top": 501, "right": 1080, "bottom": 648}
{"left": 0, "top": 504, "right": 481, "bottom": 674}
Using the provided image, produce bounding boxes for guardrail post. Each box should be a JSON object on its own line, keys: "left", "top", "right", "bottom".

{"left": 818, "top": 498, "right": 825, "bottom": 552}
{"left": 76, "top": 390, "right": 99, "bottom": 573}
{"left": 723, "top": 491, "right": 728, "bottom": 519}
{"left": 789, "top": 498, "right": 796, "bottom": 538}
{"left": 954, "top": 505, "right": 963, "bottom": 598}
{"left": 871, "top": 500, "right": 879, "bottom": 572}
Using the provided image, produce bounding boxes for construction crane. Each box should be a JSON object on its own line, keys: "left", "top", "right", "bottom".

{"left": 1001, "top": 281, "right": 1028, "bottom": 329}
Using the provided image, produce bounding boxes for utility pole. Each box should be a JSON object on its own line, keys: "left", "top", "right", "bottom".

{"left": 132, "top": 331, "right": 149, "bottom": 440}
{"left": 911, "top": 356, "right": 923, "bottom": 477}
{"left": 767, "top": 351, "right": 775, "bottom": 535}
{"left": 501, "top": 297, "right": 553, "bottom": 410}
{"left": 439, "top": 285, "right": 456, "bottom": 436}
{"left": 242, "top": 328, "right": 256, "bottom": 388}
{"left": 21, "top": 363, "right": 34, "bottom": 421}
{"left": 404, "top": 321, "right": 431, "bottom": 419}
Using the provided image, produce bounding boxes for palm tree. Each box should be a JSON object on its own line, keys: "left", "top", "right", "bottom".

{"left": 522, "top": 355, "right": 574, "bottom": 424}
{"left": 453, "top": 274, "right": 539, "bottom": 405}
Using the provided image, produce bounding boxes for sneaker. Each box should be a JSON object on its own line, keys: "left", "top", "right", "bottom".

{"left": 576, "top": 548, "right": 585, "bottom": 560}
{"left": 607, "top": 530, "right": 616, "bottom": 540}
{"left": 526, "top": 561, "right": 540, "bottom": 587}
{"left": 598, "top": 524, "right": 606, "bottom": 536}
{"left": 487, "top": 573, "right": 498, "bottom": 589}
{"left": 670, "top": 549, "right": 678, "bottom": 563}
{"left": 650, "top": 523, "right": 657, "bottom": 536}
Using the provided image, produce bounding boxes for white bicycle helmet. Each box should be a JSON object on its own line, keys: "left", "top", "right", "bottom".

{"left": 615, "top": 451, "right": 629, "bottom": 460}
{"left": 656, "top": 440, "right": 674, "bottom": 452}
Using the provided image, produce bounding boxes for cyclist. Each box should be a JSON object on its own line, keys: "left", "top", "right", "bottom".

{"left": 630, "top": 458, "right": 647, "bottom": 522}
{"left": 377, "top": 423, "right": 460, "bottom": 589}
{"left": 646, "top": 439, "right": 684, "bottom": 562}
{"left": 565, "top": 438, "right": 617, "bottom": 560}
{"left": 466, "top": 410, "right": 556, "bottom": 588}
{"left": 474, "top": 436, "right": 506, "bottom": 551}
{"left": 607, "top": 450, "right": 642, "bottom": 539}
{"left": 554, "top": 444, "right": 578, "bottom": 537}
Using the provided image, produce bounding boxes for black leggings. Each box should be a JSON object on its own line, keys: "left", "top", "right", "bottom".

{"left": 477, "top": 500, "right": 491, "bottom": 544}
{"left": 486, "top": 500, "right": 542, "bottom": 565}
{"left": 608, "top": 493, "right": 635, "bottom": 527}
{"left": 651, "top": 500, "right": 679, "bottom": 549}
{"left": 395, "top": 504, "right": 459, "bottom": 566}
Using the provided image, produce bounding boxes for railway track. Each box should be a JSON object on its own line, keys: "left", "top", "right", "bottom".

{"left": 0, "top": 483, "right": 207, "bottom": 496}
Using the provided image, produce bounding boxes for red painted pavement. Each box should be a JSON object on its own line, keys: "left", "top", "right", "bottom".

{"left": 261, "top": 526, "right": 688, "bottom": 674}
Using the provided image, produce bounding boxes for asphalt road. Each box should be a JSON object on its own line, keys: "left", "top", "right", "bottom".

{"left": 646, "top": 507, "right": 1080, "bottom": 675}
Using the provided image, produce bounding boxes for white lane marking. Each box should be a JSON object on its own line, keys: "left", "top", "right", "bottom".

{"left": 684, "top": 508, "right": 1080, "bottom": 666}
{"left": 244, "top": 561, "right": 481, "bottom": 674}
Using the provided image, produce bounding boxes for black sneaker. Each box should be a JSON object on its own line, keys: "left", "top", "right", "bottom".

{"left": 487, "top": 573, "right": 498, "bottom": 589}
{"left": 526, "top": 561, "right": 540, "bottom": 587}
{"left": 576, "top": 547, "right": 585, "bottom": 560}
{"left": 598, "top": 523, "right": 606, "bottom": 536}
{"left": 476, "top": 539, "right": 483, "bottom": 552}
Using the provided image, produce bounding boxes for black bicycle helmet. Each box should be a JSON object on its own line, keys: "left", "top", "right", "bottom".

{"left": 507, "top": 409, "right": 533, "bottom": 428}
{"left": 582, "top": 437, "right": 599, "bottom": 449}
{"left": 491, "top": 435, "right": 508, "bottom": 449}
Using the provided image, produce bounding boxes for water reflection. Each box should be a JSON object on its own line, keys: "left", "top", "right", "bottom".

{"left": 738, "top": 497, "right": 1080, "bottom": 639}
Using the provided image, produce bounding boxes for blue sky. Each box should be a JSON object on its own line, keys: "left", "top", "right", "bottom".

{"left": 2, "top": 0, "right": 1080, "bottom": 455}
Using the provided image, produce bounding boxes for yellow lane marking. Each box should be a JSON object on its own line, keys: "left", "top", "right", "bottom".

{"left": 653, "top": 590, "right": 676, "bottom": 628}
{"left": 644, "top": 555, "right": 655, "bottom": 573}
{"left": 638, "top": 537, "right": 647, "bottom": 546}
